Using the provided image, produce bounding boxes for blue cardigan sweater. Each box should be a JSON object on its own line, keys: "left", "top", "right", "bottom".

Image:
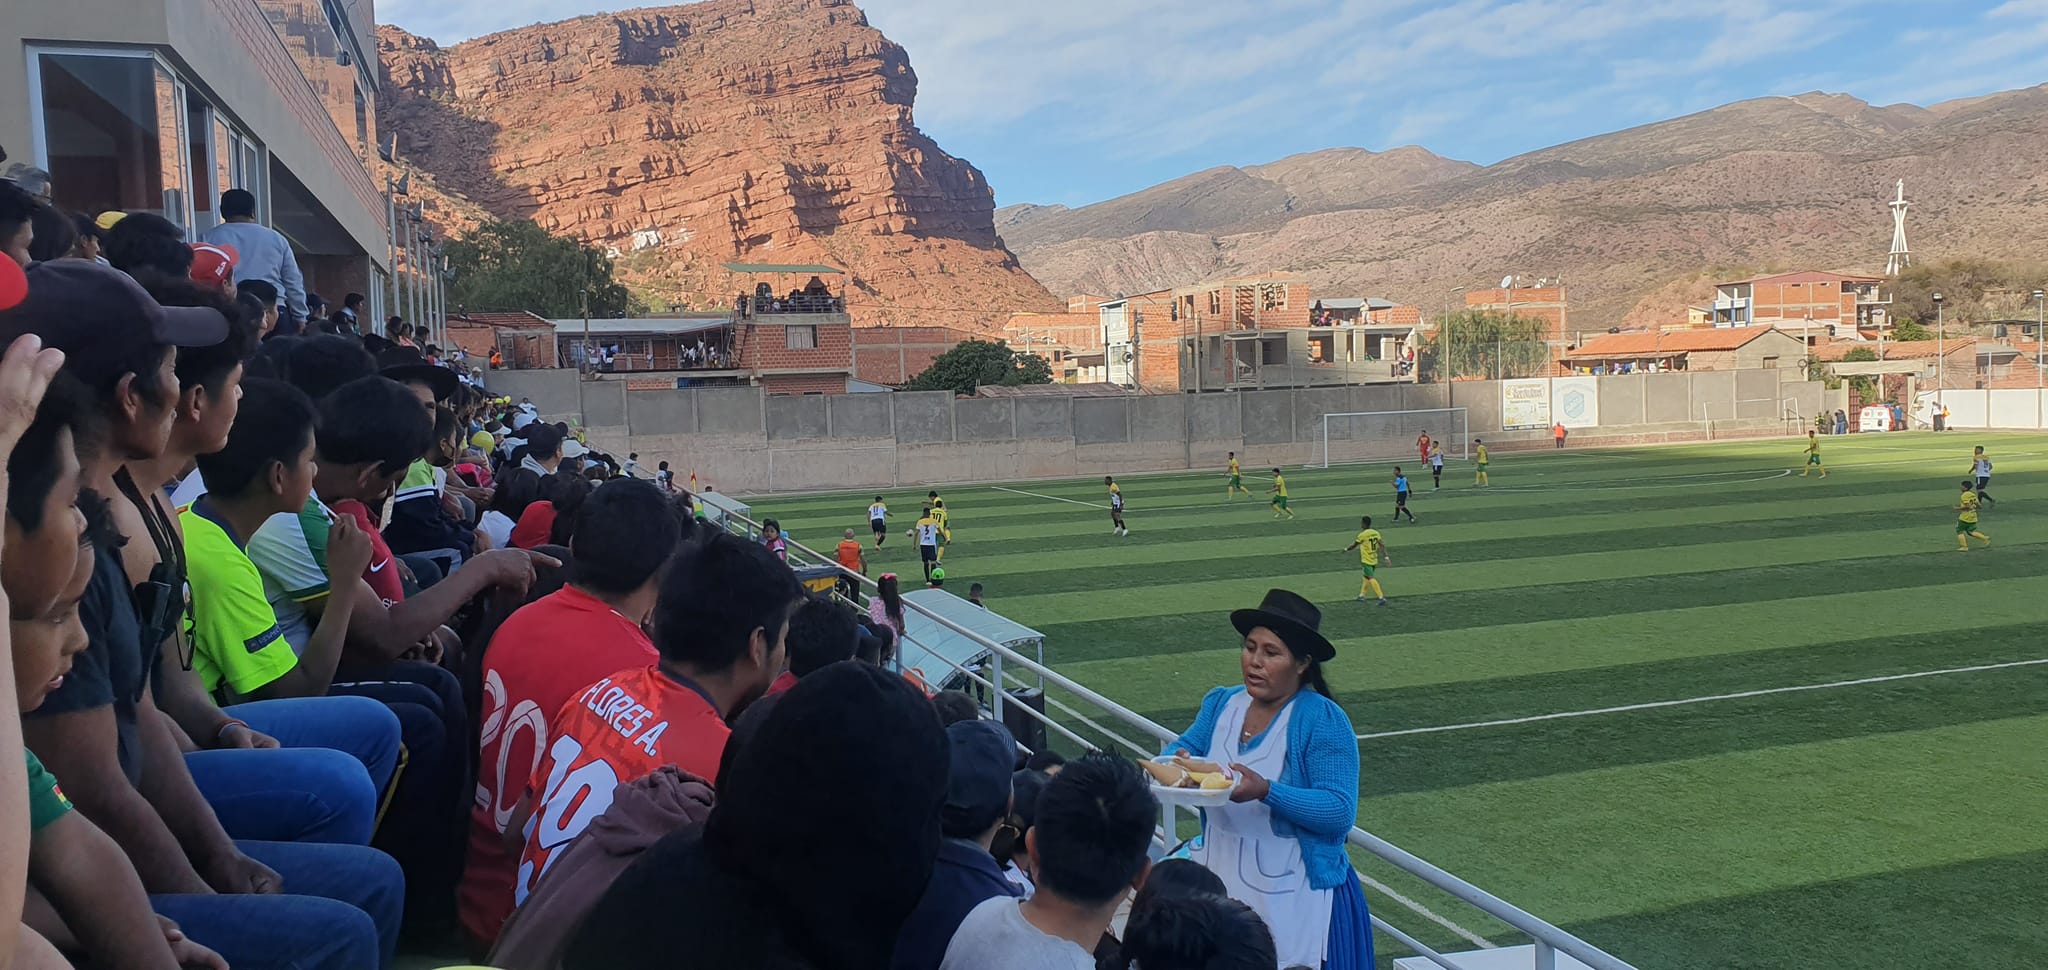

{"left": 1167, "top": 685, "right": 1359, "bottom": 891}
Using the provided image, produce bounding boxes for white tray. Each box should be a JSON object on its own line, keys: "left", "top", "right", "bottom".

{"left": 1146, "top": 757, "right": 1238, "bottom": 807}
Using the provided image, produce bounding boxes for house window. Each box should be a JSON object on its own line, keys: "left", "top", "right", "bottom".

{"left": 33, "top": 50, "right": 192, "bottom": 227}
{"left": 786, "top": 326, "right": 817, "bottom": 350}
{"left": 1762, "top": 356, "right": 1780, "bottom": 369}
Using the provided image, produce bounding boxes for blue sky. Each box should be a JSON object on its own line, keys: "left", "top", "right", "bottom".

{"left": 381, "top": 0, "right": 2048, "bottom": 209}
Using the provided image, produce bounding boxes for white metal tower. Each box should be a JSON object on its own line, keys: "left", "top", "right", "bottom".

{"left": 1886, "top": 179, "right": 1912, "bottom": 277}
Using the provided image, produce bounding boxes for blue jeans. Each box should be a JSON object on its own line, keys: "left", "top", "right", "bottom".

{"left": 151, "top": 839, "right": 404, "bottom": 970}
{"left": 187, "top": 696, "right": 401, "bottom": 845}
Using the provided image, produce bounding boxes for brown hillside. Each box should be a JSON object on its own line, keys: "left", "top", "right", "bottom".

{"left": 1007, "top": 87, "right": 2048, "bottom": 326}
{"left": 376, "top": 0, "right": 1057, "bottom": 331}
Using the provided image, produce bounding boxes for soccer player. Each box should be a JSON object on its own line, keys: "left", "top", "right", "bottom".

{"left": 1225, "top": 451, "right": 1251, "bottom": 501}
{"left": 1268, "top": 468, "right": 1295, "bottom": 519}
{"left": 1971, "top": 446, "right": 1995, "bottom": 508}
{"left": 1956, "top": 480, "right": 1991, "bottom": 551}
{"left": 930, "top": 497, "right": 953, "bottom": 562}
{"left": 1473, "top": 439, "right": 1489, "bottom": 486}
{"left": 1105, "top": 476, "right": 1128, "bottom": 536}
{"left": 1345, "top": 515, "right": 1390, "bottom": 606}
{"left": 868, "top": 495, "right": 889, "bottom": 547}
{"left": 1416, "top": 431, "right": 1432, "bottom": 465}
{"left": 1801, "top": 430, "right": 1826, "bottom": 478}
{"left": 1392, "top": 467, "right": 1416, "bottom": 522}
{"left": 1429, "top": 442, "right": 1445, "bottom": 491}
{"left": 909, "top": 507, "right": 943, "bottom": 581}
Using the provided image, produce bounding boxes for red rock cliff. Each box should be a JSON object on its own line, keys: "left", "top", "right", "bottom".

{"left": 377, "top": 0, "right": 1057, "bottom": 330}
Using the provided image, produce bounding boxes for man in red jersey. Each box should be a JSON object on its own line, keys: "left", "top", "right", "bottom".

{"left": 459, "top": 478, "right": 684, "bottom": 951}
{"left": 509, "top": 531, "right": 803, "bottom": 906}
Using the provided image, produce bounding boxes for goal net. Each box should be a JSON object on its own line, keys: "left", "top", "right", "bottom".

{"left": 1311, "top": 408, "right": 1469, "bottom": 469}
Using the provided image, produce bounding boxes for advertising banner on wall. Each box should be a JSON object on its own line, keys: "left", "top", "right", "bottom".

{"left": 1502, "top": 379, "right": 1553, "bottom": 430}
{"left": 1550, "top": 376, "right": 1600, "bottom": 428}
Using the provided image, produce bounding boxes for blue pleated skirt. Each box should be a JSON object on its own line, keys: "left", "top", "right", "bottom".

{"left": 1324, "top": 870, "right": 1375, "bottom": 970}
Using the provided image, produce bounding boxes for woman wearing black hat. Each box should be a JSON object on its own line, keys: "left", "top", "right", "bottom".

{"left": 1165, "top": 588, "right": 1373, "bottom": 970}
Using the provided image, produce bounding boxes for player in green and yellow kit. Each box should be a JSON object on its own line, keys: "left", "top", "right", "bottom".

{"left": 1802, "top": 431, "right": 1826, "bottom": 478}
{"left": 1956, "top": 480, "right": 1990, "bottom": 551}
{"left": 1473, "top": 439, "right": 1489, "bottom": 486}
{"left": 1268, "top": 468, "right": 1295, "bottom": 519}
{"left": 1345, "top": 515, "right": 1390, "bottom": 606}
{"left": 1226, "top": 452, "right": 1252, "bottom": 502}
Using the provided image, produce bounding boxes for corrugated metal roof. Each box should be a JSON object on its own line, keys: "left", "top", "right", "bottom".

{"left": 1563, "top": 328, "right": 1784, "bottom": 358}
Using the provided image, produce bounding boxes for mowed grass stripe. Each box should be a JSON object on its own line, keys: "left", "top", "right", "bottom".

{"left": 999, "top": 529, "right": 2048, "bottom": 633}
{"left": 1354, "top": 714, "right": 2048, "bottom": 926}
{"left": 1053, "top": 575, "right": 2048, "bottom": 698}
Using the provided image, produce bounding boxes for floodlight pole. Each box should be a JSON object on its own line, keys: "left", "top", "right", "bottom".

{"left": 1933, "top": 292, "right": 1945, "bottom": 418}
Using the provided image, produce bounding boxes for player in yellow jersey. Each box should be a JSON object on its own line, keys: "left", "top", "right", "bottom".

{"left": 1268, "top": 468, "right": 1295, "bottom": 519}
{"left": 1225, "top": 451, "right": 1252, "bottom": 502}
{"left": 1344, "top": 515, "right": 1390, "bottom": 606}
{"left": 1105, "top": 476, "right": 1127, "bottom": 536}
{"left": 1955, "top": 480, "right": 1990, "bottom": 551}
{"left": 929, "top": 495, "right": 952, "bottom": 561}
{"left": 1473, "top": 438, "right": 1489, "bottom": 486}
{"left": 1802, "top": 430, "right": 1826, "bottom": 478}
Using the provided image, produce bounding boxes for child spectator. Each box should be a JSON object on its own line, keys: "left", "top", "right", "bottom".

{"left": 993, "top": 768, "right": 1051, "bottom": 897}
{"left": 767, "top": 594, "right": 861, "bottom": 696}
{"left": 894, "top": 720, "right": 1023, "bottom": 970}
{"left": 939, "top": 754, "right": 1158, "bottom": 970}
{"left": 564, "top": 662, "right": 949, "bottom": 970}
{"left": 462, "top": 478, "right": 687, "bottom": 951}
{"left": 868, "top": 572, "right": 907, "bottom": 640}
{"left": 508, "top": 529, "right": 805, "bottom": 913}
{"left": 481, "top": 467, "right": 543, "bottom": 550}
{"left": 761, "top": 518, "right": 787, "bottom": 562}
{"left": 1116, "top": 894, "right": 1277, "bottom": 970}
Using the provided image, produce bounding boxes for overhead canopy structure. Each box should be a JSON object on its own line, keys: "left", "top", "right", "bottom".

{"left": 695, "top": 490, "right": 750, "bottom": 528}
{"left": 898, "top": 588, "right": 1045, "bottom": 696}
{"left": 720, "top": 263, "right": 845, "bottom": 275}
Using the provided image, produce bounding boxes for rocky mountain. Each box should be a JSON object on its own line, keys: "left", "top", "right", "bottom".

{"left": 1004, "top": 88, "right": 2048, "bottom": 328}
{"left": 377, "top": 0, "right": 1057, "bottom": 330}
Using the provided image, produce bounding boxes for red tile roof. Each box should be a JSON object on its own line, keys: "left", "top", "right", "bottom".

{"left": 1812, "top": 338, "right": 1976, "bottom": 361}
{"left": 1563, "top": 328, "right": 1780, "bottom": 358}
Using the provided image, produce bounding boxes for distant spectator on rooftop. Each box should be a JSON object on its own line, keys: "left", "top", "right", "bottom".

{"left": 203, "top": 188, "right": 308, "bottom": 327}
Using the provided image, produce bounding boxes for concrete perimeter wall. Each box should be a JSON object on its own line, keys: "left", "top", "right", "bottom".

{"left": 512, "top": 372, "right": 1823, "bottom": 492}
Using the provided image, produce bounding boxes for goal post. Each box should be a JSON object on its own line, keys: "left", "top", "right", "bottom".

{"left": 1312, "top": 408, "right": 1469, "bottom": 469}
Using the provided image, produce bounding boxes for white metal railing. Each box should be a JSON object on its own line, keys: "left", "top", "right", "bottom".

{"left": 717, "top": 510, "right": 1641, "bottom": 970}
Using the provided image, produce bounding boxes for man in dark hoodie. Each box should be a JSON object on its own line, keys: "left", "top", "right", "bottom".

{"left": 563, "top": 661, "right": 948, "bottom": 970}
{"left": 892, "top": 720, "right": 1023, "bottom": 970}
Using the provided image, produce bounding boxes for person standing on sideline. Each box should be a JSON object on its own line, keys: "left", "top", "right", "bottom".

{"left": 1956, "top": 480, "right": 1991, "bottom": 551}
{"left": 1473, "top": 439, "right": 1489, "bottom": 486}
{"left": 1428, "top": 442, "right": 1445, "bottom": 491}
{"left": 1553, "top": 422, "right": 1567, "bottom": 449}
{"left": 1226, "top": 452, "right": 1252, "bottom": 502}
{"left": 201, "top": 189, "right": 307, "bottom": 330}
{"left": 1415, "top": 431, "right": 1432, "bottom": 466}
{"left": 1105, "top": 476, "right": 1127, "bottom": 536}
{"left": 869, "top": 495, "right": 889, "bottom": 547}
{"left": 1163, "top": 590, "right": 1375, "bottom": 970}
{"left": 1971, "top": 446, "right": 1995, "bottom": 508}
{"left": 1391, "top": 468, "right": 1416, "bottom": 523}
{"left": 1268, "top": 469, "right": 1295, "bottom": 519}
{"left": 1802, "top": 430, "right": 1826, "bottom": 479}
{"left": 1345, "top": 519, "right": 1390, "bottom": 606}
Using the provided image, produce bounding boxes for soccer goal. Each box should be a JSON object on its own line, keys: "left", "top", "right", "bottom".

{"left": 1311, "top": 408, "right": 1469, "bottom": 469}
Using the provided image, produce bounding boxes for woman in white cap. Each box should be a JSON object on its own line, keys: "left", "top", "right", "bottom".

{"left": 1166, "top": 588, "right": 1372, "bottom": 970}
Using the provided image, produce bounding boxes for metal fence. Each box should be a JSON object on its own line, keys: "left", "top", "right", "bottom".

{"left": 716, "top": 510, "right": 1642, "bottom": 970}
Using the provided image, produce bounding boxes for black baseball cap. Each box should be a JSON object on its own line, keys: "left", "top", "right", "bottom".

{"left": 941, "top": 719, "right": 1015, "bottom": 838}
{"left": 0, "top": 260, "right": 226, "bottom": 386}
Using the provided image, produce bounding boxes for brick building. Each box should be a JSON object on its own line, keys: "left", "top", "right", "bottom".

{"left": 1710, "top": 271, "right": 1889, "bottom": 334}
{"left": 1004, "top": 311, "right": 1106, "bottom": 382}
{"left": 1563, "top": 327, "right": 1805, "bottom": 373}
{"left": 449, "top": 311, "right": 557, "bottom": 369}
{"left": 850, "top": 326, "right": 981, "bottom": 386}
{"left": 1466, "top": 286, "right": 1570, "bottom": 340}
{"left": 735, "top": 314, "right": 854, "bottom": 395}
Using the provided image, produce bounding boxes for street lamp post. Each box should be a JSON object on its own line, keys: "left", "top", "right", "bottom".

{"left": 2034, "top": 289, "right": 2044, "bottom": 390}
{"left": 1933, "top": 292, "right": 1945, "bottom": 423}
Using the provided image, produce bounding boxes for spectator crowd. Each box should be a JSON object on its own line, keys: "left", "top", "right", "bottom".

{"left": 0, "top": 171, "right": 1301, "bottom": 970}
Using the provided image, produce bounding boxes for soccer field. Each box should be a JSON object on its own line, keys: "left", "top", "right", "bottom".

{"left": 750, "top": 431, "right": 2048, "bottom": 969}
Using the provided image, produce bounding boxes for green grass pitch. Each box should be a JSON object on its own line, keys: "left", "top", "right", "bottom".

{"left": 750, "top": 432, "right": 2048, "bottom": 968}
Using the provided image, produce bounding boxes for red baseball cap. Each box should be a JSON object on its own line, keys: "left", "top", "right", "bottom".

{"left": 189, "top": 242, "right": 238, "bottom": 287}
{"left": 0, "top": 258, "right": 24, "bottom": 312}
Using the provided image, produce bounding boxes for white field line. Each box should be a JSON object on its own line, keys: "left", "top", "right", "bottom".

{"left": 1358, "top": 873, "right": 1498, "bottom": 950}
{"left": 990, "top": 485, "right": 1105, "bottom": 508}
{"left": 1356, "top": 658, "right": 2048, "bottom": 741}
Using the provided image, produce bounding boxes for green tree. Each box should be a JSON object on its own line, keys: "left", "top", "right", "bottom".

{"left": 1889, "top": 318, "right": 1932, "bottom": 342}
{"left": 445, "top": 219, "right": 632, "bottom": 318}
{"left": 1838, "top": 346, "right": 1879, "bottom": 399}
{"left": 904, "top": 339, "right": 1053, "bottom": 394}
{"left": 1426, "top": 310, "right": 1554, "bottom": 380}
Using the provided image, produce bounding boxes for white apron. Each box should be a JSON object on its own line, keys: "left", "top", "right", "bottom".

{"left": 1192, "top": 691, "right": 1332, "bottom": 968}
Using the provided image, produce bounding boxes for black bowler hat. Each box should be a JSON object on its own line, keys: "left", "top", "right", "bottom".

{"left": 1230, "top": 588, "right": 1335, "bottom": 662}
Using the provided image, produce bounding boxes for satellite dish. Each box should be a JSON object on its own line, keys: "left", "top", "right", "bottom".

{"left": 1500, "top": 275, "right": 1515, "bottom": 290}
